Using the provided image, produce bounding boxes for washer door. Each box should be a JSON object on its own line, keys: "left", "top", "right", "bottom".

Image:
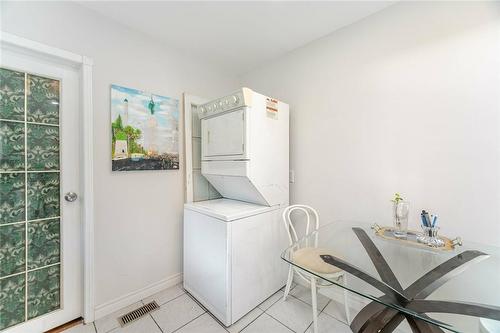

{"left": 201, "top": 108, "right": 247, "bottom": 160}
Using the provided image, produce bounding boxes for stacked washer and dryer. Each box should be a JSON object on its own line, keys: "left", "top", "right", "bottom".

{"left": 183, "top": 88, "right": 289, "bottom": 326}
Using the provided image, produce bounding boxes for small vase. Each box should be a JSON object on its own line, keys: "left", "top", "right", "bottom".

{"left": 393, "top": 201, "right": 409, "bottom": 238}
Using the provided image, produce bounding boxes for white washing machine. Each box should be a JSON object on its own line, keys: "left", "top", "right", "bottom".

{"left": 183, "top": 199, "right": 286, "bottom": 326}
{"left": 183, "top": 88, "right": 290, "bottom": 326}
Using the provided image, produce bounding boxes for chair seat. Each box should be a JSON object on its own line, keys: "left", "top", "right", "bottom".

{"left": 292, "top": 247, "right": 343, "bottom": 274}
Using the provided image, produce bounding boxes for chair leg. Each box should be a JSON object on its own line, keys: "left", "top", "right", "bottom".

{"left": 311, "top": 277, "right": 319, "bottom": 333}
{"left": 342, "top": 274, "right": 350, "bottom": 324}
{"left": 283, "top": 265, "right": 294, "bottom": 300}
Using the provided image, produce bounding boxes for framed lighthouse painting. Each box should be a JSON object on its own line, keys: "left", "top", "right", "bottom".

{"left": 110, "top": 84, "right": 179, "bottom": 171}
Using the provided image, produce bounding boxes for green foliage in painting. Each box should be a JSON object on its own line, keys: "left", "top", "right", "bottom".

{"left": 111, "top": 114, "right": 145, "bottom": 156}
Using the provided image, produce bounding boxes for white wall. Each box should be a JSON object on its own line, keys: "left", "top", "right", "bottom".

{"left": 241, "top": 1, "right": 500, "bottom": 246}
{"left": 1, "top": 1, "right": 239, "bottom": 312}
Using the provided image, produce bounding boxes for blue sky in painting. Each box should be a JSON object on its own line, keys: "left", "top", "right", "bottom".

{"left": 111, "top": 84, "right": 179, "bottom": 154}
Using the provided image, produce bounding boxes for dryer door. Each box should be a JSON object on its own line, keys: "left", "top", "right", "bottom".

{"left": 202, "top": 108, "right": 247, "bottom": 160}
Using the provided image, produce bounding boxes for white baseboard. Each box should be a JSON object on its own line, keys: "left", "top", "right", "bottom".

{"left": 94, "top": 273, "right": 183, "bottom": 320}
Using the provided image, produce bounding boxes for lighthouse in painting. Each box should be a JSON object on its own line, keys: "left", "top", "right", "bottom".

{"left": 122, "top": 98, "right": 129, "bottom": 127}
{"left": 112, "top": 97, "right": 130, "bottom": 160}
{"left": 143, "top": 95, "right": 159, "bottom": 156}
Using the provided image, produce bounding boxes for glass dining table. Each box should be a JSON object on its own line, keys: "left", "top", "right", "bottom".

{"left": 281, "top": 222, "right": 500, "bottom": 333}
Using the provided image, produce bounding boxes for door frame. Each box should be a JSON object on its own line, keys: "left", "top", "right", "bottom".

{"left": 183, "top": 94, "right": 208, "bottom": 203}
{"left": 0, "top": 32, "right": 96, "bottom": 323}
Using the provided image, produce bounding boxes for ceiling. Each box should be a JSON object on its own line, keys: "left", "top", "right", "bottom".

{"left": 79, "top": 1, "right": 394, "bottom": 75}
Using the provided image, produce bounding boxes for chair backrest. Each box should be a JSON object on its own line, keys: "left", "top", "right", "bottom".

{"left": 282, "top": 204, "right": 320, "bottom": 246}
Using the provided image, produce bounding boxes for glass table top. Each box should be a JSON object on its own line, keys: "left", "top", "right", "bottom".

{"left": 281, "top": 222, "right": 500, "bottom": 333}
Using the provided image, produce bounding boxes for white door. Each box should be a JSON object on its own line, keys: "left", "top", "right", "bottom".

{"left": 1, "top": 46, "right": 82, "bottom": 332}
{"left": 201, "top": 109, "right": 246, "bottom": 159}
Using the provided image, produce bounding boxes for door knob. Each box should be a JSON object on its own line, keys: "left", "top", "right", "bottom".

{"left": 64, "top": 192, "right": 78, "bottom": 202}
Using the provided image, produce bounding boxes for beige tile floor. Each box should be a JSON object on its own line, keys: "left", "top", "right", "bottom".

{"left": 64, "top": 283, "right": 351, "bottom": 333}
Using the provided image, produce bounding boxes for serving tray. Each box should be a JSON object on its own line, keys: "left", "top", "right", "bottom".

{"left": 372, "top": 224, "right": 458, "bottom": 252}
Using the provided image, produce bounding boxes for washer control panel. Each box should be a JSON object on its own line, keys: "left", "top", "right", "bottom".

{"left": 198, "top": 89, "right": 247, "bottom": 119}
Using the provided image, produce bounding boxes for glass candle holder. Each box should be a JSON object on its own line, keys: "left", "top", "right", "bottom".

{"left": 392, "top": 201, "right": 409, "bottom": 238}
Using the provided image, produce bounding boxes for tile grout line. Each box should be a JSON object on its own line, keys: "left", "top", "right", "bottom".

{"left": 320, "top": 299, "right": 331, "bottom": 315}
{"left": 293, "top": 288, "right": 352, "bottom": 331}
{"left": 173, "top": 291, "right": 230, "bottom": 332}
{"left": 302, "top": 298, "right": 352, "bottom": 332}
{"left": 319, "top": 304, "right": 351, "bottom": 327}
{"left": 303, "top": 300, "right": 328, "bottom": 333}
{"left": 148, "top": 312, "right": 164, "bottom": 333}
{"left": 199, "top": 310, "right": 230, "bottom": 332}
{"left": 183, "top": 290, "right": 209, "bottom": 313}
{"left": 288, "top": 293, "right": 315, "bottom": 308}
{"left": 235, "top": 309, "right": 266, "bottom": 333}
{"left": 131, "top": 291, "right": 193, "bottom": 333}
{"left": 170, "top": 312, "right": 206, "bottom": 333}
{"left": 257, "top": 283, "right": 298, "bottom": 312}
{"left": 300, "top": 297, "right": 333, "bottom": 333}
{"left": 263, "top": 311, "right": 299, "bottom": 333}
{"left": 286, "top": 283, "right": 333, "bottom": 311}
{"left": 151, "top": 290, "right": 187, "bottom": 307}
{"left": 263, "top": 283, "right": 332, "bottom": 333}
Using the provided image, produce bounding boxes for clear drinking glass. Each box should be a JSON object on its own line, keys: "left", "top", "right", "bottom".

{"left": 393, "top": 201, "right": 409, "bottom": 238}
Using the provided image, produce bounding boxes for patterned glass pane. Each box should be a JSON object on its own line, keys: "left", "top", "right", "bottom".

{"left": 0, "top": 68, "right": 25, "bottom": 121}
{"left": 27, "top": 74, "right": 59, "bottom": 125}
{"left": 0, "top": 223, "right": 25, "bottom": 277}
{"left": 0, "top": 173, "right": 25, "bottom": 224}
{"left": 27, "top": 172, "right": 60, "bottom": 221}
{"left": 27, "top": 265, "right": 60, "bottom": 320}
{"left": 0, "top": 120, "right": 25, "bottom": 171}
{"left": 27, "top": 218, "right": 60, "bottom": 270}
{"left": 27, "top": 124, "right": 59, "bottom": 171}
{"left": 0, "top": 273, "right": 25, "bottom": 330}
{"left": 0, "top": 68, "right": 62, "bottom": 327}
